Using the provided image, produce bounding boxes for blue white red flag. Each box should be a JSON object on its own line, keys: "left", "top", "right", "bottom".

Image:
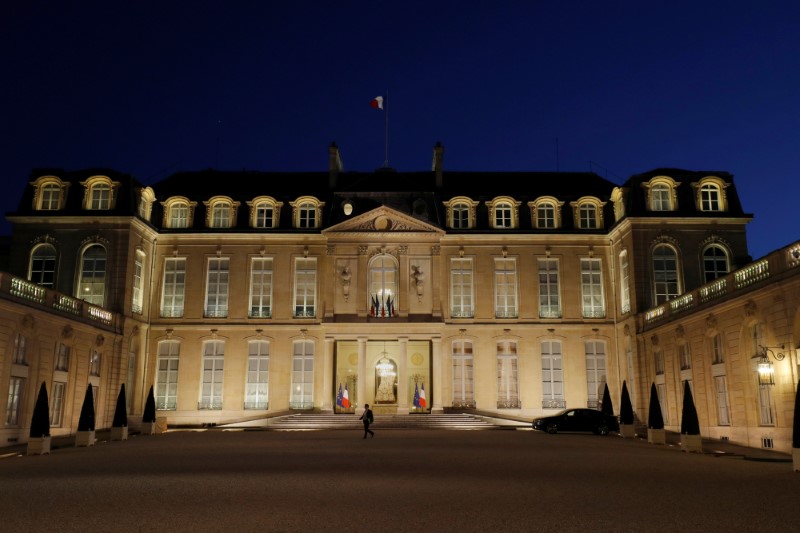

{"left": 370, "top": 96, "right": 384, "bottom": 110}
{"left": 413, "top": 383, "right": 421, "bottom": 408}
{"left": 419, "top": 383, "right": 427, "bottom": 409}
{"left": 342, "top": 384, "right": 350, "bottom": 408}
{"left": 336, "top": 383, "right": 343, "bottom": 408}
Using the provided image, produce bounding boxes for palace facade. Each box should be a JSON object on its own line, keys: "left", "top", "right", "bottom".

{"left": 2, "top": 143, "right": 798, "bottom": 452}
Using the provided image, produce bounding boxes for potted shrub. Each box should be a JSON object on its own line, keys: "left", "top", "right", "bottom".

{"left": 647, "top": 383, "right": 665, "bottom": 445}
{"left": 680, "top": 380, "right": 702, "bottom": 453}
{"left": 142, "top": 385, "right": 157, "bottom": 435}
{"left": 793, "top": 378, "right": 799, "bottom": 472}
{"left": 27, "top": 382, "right": 51, "bottom": 455}
{"left": 110, "top": 384, "right": 128, "bottom": 441}
{"left": 75, "top": 384, "right": 96, "bottom": 447}
{"left": 619, "top": 380, "right": 635, "bottom": 438}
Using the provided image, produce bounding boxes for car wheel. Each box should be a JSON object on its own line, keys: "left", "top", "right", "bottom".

{"left": 546, "top": 423, "right": 558, "bottom": 434}
{"left": 597, "top": 423, "right": 609, "bottom": 436}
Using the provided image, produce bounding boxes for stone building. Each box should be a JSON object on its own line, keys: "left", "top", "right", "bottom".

{"left": 1, "top": 143, "right": 797, "bottom": 452}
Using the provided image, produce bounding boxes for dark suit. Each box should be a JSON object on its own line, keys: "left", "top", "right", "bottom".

{"left": 360, "top": 409, "right": 374, "bottom": 438}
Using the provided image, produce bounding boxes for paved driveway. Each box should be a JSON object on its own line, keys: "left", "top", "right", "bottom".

{"left": 1, "top": 428, "right": 797, "bottom": 532}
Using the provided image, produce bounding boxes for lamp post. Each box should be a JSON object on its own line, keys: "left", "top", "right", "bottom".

{"left": 756, "top": 345, "right": 785, "bottom": 387}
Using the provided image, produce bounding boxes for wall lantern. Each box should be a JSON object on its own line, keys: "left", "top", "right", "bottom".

{"left": 342, "top": 200, "right": 354, "bottom": 216}
{"left": 756, "top": 345, "right": 785, "bottom": 387}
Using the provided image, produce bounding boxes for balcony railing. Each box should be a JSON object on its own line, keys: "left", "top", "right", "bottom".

{"left": 0, "top": 272, "right": 119, "bottom": 331}
{"left": 643, "top": 241, "right": 800, "bottom": 328}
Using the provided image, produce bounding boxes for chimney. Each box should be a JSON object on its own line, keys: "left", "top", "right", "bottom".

{"left": 432, "top": 141, "right": 444, "bottom": 188}
{"left": 329, "top": 142, "right": 343, "bottom": 188}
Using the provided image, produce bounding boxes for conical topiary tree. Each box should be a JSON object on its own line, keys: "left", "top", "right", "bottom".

{"left": 648, "top": 383, "right": 664, "bottom": 430}
{"left": 601, "top": 383, "right": 613, "bottom": 416}
{"left": 620, "top": 381, "right": 634, "bottom": 425}
{"left": 112, "top": 384, "right": 127, "bottom": 427}
{"left": 142, "top": 385, "right": 156, "bottom": 424}
{"left": 680, "top": 380, "right": 702, "bottom": 452}
{"left": 30, "top": 381, "right": 51, "bottom": 439}
{"left": 78, "top": 384, "right": 95, "bottom": 432}
{"left": 680, "top": 380, "right": 700, "bottom": 435}
{"left": 647, "top": 382, "right": 665, "bottom": 445}
{"left": 111, "top": 384, "right": 128, "bottom": 441}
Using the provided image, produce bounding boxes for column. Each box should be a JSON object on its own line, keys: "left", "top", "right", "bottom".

{"left": 397, "top": 337, "right": 408, "bottom": 414}
{"left": 357, "top": 336, "right": 367, "bottom": 415}
{"left": 432, "top": 337, "right": 443, "bottom": 413}
{"left": 321, "top": 337, "right": 334, "bottom": 413}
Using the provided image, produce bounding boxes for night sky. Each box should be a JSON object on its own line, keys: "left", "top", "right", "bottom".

{"left": 3, "top": 1, "right": 798, "bottom": 260}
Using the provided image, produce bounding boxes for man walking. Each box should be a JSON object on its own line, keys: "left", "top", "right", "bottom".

{"left": 360, "top": 404, "right": 375, "bottom": 438}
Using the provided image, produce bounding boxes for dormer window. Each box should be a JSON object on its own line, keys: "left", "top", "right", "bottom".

{"left": 443, "top": 197, "right": 478, "bottom": 229}
{"left": 571, "top": 197, "right": 606, "bottom": 229}
{"left": 290, "top": 197, "right": 324, "bottom": 229}
{"left": 248, "top": 196, "right": 283, "bottom": 229}
{"left": 162, "top": 197, "right": 197, "bottom": 229}
{"left": 137, "top": 187, "right": 156, "bottom": 222}
{"left": 204, "top": 196, "right": 239, "bottom": 228}
{"left": 31, "top": 176, "right": 69, "bottom": 211}
{"left": 485, "top": 197, "right": 520, "bottom": 229}
{"left": 642, "top": 176, "right": 679, "bottom": 212}
{"left": 528, "top": 197, "right": 564, "bottom": 229}
{"left": 81, "top": 176, "right": 119, "bottom": 210}
{"left": 692, "top": 176, "right": 728, "bottom": 212}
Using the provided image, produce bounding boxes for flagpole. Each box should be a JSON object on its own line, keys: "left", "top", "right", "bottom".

{"left": 383, "top": 89, "right": 389, "bottom": 168}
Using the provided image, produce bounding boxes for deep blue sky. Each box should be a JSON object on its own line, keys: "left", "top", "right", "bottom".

{"left": 3, "top": 1, "right": 798, "bottom": 260}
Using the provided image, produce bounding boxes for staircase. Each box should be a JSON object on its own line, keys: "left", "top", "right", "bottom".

{"left": 253, "top": 413, "right": 516, "bottom": 431}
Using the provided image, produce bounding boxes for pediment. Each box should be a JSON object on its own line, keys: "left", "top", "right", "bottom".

{"left": 323, "top": 206, "right": 444, "bottom": 235}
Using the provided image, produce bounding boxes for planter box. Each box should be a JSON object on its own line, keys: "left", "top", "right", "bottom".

{"left": 142, "top": 422, "right": 156, "bottom": 435}
{"left": 27, "top": 436, "right": 51, "bottom": 455}
{"left": 75, "top": 430, "right": 96, "bottom": 447}
{"left": 647, "top": 428, "right": 666, "bottom": 445}
{"left": 155, "top": 417, "right": 168, "bottom": 434}
{"left": 619, "top": 424, "right": 636, "bottom": 438}
{"left": 793, "top": 448, "right": 800, "bottom": 473}
{"left": 680, "top": 433, "right": 703, "bottom": 453}
{"left": 110, "top": 426, "right": 128, "bottom": 441}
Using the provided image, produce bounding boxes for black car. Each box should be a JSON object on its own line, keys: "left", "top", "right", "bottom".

{"left": 532, "top": 408, "right": 619, "bottom": 435}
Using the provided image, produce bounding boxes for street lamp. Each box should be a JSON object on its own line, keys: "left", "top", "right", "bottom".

{"left": 756, "top": 345, "right": 785, "bottom": 387}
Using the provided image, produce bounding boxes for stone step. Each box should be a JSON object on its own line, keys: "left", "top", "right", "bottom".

{"left": 263, "top": 413, "right": 504, "bottom": 430}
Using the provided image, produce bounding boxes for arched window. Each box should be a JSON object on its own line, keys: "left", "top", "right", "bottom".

{"left": 210, "top": 202, "right": 232, "bottom": 228}
{"left": 496, "top": 341, "right": 519, "bottom": 408}
{"left": 78, "top": 244, "right": 106, "bottom": 306}
{"left": 700, "top": 183, "right": 721, "bottom": 211}
{"left": 571, "top": 197, "right": 605, "bottom": 229}
{"left": 29, "top": 243, "right": 57, "bottom": 288}
{"left": 452, "top": 202, "right": 470, "bottom": 229}
{"left": 452, "top": 340, "right": 474, "bottom": 408}
{"left": 290, "top": 197, "right": 324, "bottom": 229}
{"left": 290, "top": 340, "right": 314, "bottom": 409}
{"left": 651, "top": 184, "right": 671, "bottom": 211}
{"left": 494, "top": 202, "right": 513, "bottom": 228}
{"left": 485, "top": 197, "right": 520, "bottom": 229}
{"left": 41, "top": 183, "right": 62, "bottom": 210}
{"left": 168, "top": 201, "right": 190, "bottom": 228}
{"left": 443, "top": 197, "right": 478, "bottom": 229}
{"left": 652, "top": 244, "right": 680, "bottom": 305}
{"left": 537, "top": 202, "right": 556, "bottom": 228}
{"left": 249, "top": 197, "right": 283, "bottom": 229}
{"left": 702, "top": 245, "right": 730, "bottom": 282}
{"left": 368, "top": 255, "right": 398, "bottom": 317}
{"left": 155, "top": 340, "right": 180, "bottom": 410}
{"left": 81, "top": 176, "right": 119, "bottom": 210}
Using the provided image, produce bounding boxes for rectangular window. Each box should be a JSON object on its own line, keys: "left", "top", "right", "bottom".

{"left": 155, "top": 341, "right": 180, "bottom": 410}
{"left": 452, "top": 341, "right": 474, "bottom": 408}
{"left": 170, "top": 204, "right": 189, "bottom": 228}
{"left": 255, "top": 205, "right": 274, "bottom": 228}
{"left": 211, "top": 204, "right": 231, "bottom": 228}
{"left": 30, "top": 249, "right": 56, "bottom": 287}
{"left": 200, "top": 341, "right": 224, "bottom": 410}
{"left": 132, "top": 254, "right": 144, "bottom": 314}
{"left": 12, "top": 333, "right": 28, "bottom": 365}
{"left": 245, "top": 340, "right": 270, "bottom": 409}
{"left": 161, "top": 258, "right": 186, "bottom": 318}
{"left": 294, "top": 257, "right": 317, "bottom": 317}
{"left": 299, "top": 205, "right": 316, "bottom": 228}
{"left": 89, "top": 350, "right": 101, "bottom": 376}
{"left": 655, "top": 351, "right": 665, "bottom": 375}
{"left": 55, "top": 343, "right": 70, "bottom": 372}
{"left": 714, "top": 375, "right": 730, "bottom": 426}
{"left": 290, "top": 341, "right": 314, "bottom": 409}
{"left": 579, "top": 205, "right": 597, "bottom": 228}
{"left": 712, "top": 334, "right": 725, "bottom": 364}
{"left": 537, "top": 204, "right": 555, "bottom": 228}
{"left": 585, "top": 341, "right": 606, "bottom": 409}
{"left": 78, "top": 247, "right": 106, "bottom": 306}
{"left": 656, "top": 382, "right": 669, "bottom": 424}
{"left": 249, "top": 257, "right": 273, "bottom": 318}
{"left": 50, "top": 382, "right": 66, "bottom": 426}
{"left": 758, "top": 381, "right": 774, "bottom": 425}
{"left": 619, "top": 251, "right": 630, "bottom": 314}
{"left": 495, "top": 204, "right": 512, "bottom": 228}
{"left": 5, "top": 377, "right": 24, "bottom": 425}
{"left": 450, "top": 258, "right": 474, "bottom": 318}
{"left": 679, "top": 343, "right": 692, "bottom": 370}
{"left": 580, "top": 258, "right": 605, "bottom": 318}
{"left": 496, "top": 341, "right": 519, "bottom": 408}
{"left": 541, "top": 341, "right": 564, "bottom": 409}
{"left": 205, "top": 257, "right": 230, "bottom": 318}
{"left": 494, "top": 258, "right": 518, "bottom": 318}
{"left": 41, "top": 184, "right": 61, "bottom": 210}
{"left": 90, "top": 185, "right": 111, "bottom": 210}
{"left": 453, "top": 205, "right": 469, "bottom": 229}
{"left": 537, "top": 258, "right": 561, "bottom": 318}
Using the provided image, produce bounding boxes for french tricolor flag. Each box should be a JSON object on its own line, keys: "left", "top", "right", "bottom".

{"left": 370, "top": 96, "right": 384, "bottom": 110}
